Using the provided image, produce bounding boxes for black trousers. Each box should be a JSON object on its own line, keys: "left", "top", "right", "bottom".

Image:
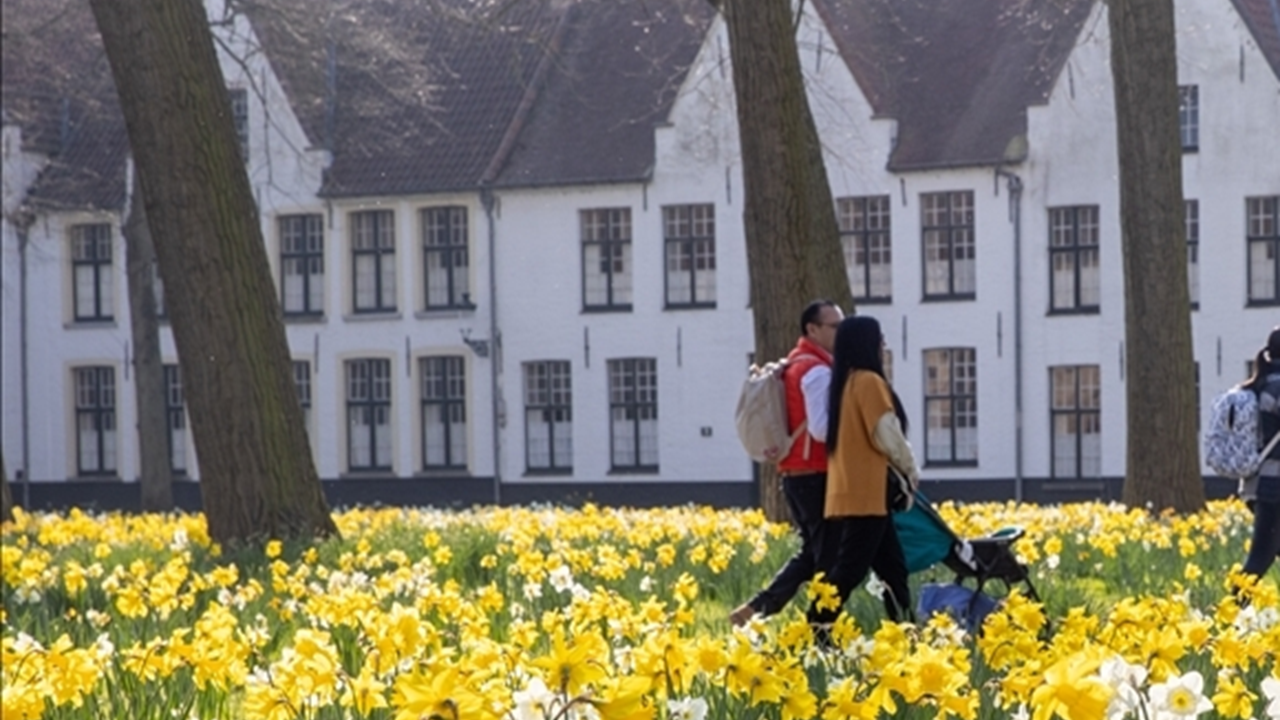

{"left": 811, "top": 507, "right": 912, "bottom": 625}
{"left": 747, "top": 472, "right": 836, "bottom": 618}
{"left": 1243, "top": 498, "right": 1280, "bottom": 577}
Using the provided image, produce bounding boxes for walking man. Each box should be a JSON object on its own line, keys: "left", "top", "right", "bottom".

{"left": 730, "top": 299, "right": 843, "bottom": 626}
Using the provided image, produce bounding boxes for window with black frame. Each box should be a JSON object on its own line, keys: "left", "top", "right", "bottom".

{"left": 923, "top": 348, "right": 977, "bottom": 465}
{"left": 75, "top": 366, "right": 117, "bottom": 476}
{"left": 662, "top": 204, "right": 716, "bottom": 308}
{"left": 1050, "top": 365, "right": 1100, "bottom": 479}
{"left": 71, "top": 224, "right": 114, "bottom": 322}
{"left": 346, "top": 358, "right": 392, "bottom": 471}
{"left": 581, "top": 208, "right": 633, "bottom": 311}
{"left": 921, "top": 191, "right": 975, "bottom": 300}
{"left": 280, "top": 214, "right": 324, "bottom": 316}
{"left": 164, "top": 364, "right": 187, "bottom": 475}
{"left": 1048, "top": 205, "right": 1100, "bottom": 314}
{"left": 608, "top": 358, "right": 658, "bottom": 472}
{"left": 524, "top": 360, "right": 573, "bottom": 473}
{"left": 351, "top": 210, "right": 396, "bottom": 313}
{"left": 1247, "top": 196, "right": 1280, "bottom": 305}
{"left": 422, "top": 206, "right": 472, "bottom": 309}
{"left": 420, "top": 356, "right": 467, "bottom": 470}
{"left": 837, "top": 195, "right": 892, "bottom": 303}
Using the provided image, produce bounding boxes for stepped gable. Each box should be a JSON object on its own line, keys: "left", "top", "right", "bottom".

{"left": 813, "top": 0, "right": 1094, "bottom": 171}
{"left": 491, "top": 0, "right": 714, "bottom": 188}
{"left": 1, "top": 0, "right": 129, "bottom": 211}
{"left": 1229, "top": 0, "right": 1280, "bottom": 81}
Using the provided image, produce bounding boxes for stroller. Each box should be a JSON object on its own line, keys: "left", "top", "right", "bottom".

{"left": 894, "top": 491, "right": 1039, "bottom": 628}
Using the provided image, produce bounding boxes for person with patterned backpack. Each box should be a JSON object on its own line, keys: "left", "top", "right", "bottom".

{"left": 1232, "top": 327, "right": 1280, "bottom": 581}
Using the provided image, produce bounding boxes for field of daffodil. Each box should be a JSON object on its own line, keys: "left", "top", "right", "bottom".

{"left": 3, "top": 499, "right": 1279, "bottom": 720}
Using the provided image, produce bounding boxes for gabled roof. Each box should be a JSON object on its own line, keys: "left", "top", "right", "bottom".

{"left": 243, "top": 0, "right": 711, "bottom": 197}
{"left": 1, "top": 0, "right": 130, "bottom": 211}
{"left": 813, "top": 0, "right": 1095, "bottom": 171}
{"left": 1229, "top": 0, "right": 1280, "bottom": 81}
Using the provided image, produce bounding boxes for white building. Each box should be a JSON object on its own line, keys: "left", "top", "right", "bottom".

{"left": 2, "top": 0, "right": 1277, "bottom": 508}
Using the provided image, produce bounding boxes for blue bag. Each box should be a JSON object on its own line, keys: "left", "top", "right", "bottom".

{"left": 917, "top": 582, "right": 998, "bottom": 633}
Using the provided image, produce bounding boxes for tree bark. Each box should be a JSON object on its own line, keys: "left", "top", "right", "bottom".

{"left": 124, "top": 170, "right": 174, "bottom": 512}
{"left": 89, "top": 0, "right": 337, "bottom": 542}
{"left": 719, "top": 0, "right": 854, "bottom": 520}
{"left": 1, "top": 448, "right": 12, "bottom": 523}
{"left": 1108, "top": 0, "right": 1204, "bottom": 512}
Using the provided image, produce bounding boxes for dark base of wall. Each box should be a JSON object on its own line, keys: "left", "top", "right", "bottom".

{"left": 8, "top": 475, "right": 1243, "bottom": 514}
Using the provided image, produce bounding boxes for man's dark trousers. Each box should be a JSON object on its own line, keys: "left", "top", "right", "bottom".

{"left": 746, "top": 472, "right": 834, "bottom": 617}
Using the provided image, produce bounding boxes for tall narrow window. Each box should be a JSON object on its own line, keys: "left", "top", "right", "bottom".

{"left": 837, "top": 195, "right": 892, "bottom": 302}
{"left": 164, "top": 364, "right": 187, "bottom": 475}
{"left": 280, "top": 214, "right": 324, "bottom": 316}
{"left": 228, "top": 88, "right": 249, "bottom": 160}
{"left": 71, "top": 224, "right": 113, "bottom": 321}
{"left": 152, "top": 260, "right": 166, "bottom": 320}
{"left": 351, "top": 210, "right": 396, "bottom": 312}
{"left": 921, "top": 191, "right": 975, "bottom": 299}
{"left": 420, "top": 356, "right": 467, "bottom": 470}
{"left": 581, "top": 208, "right": 632, "bottom": 310}
{"left": 1186, "top": 200, "right": 1199, "bottom": 308}
{"left": 663, "top": 204, "right": 717, "bottom": 308}
{"left": 608, "top": 358, "right": 658, "bottom": 471}
{"left": 422, "top": 206, "right": 471, "bottom": 309}
{"left": 1049, "top": 206, "right": 1101, "bottom": 313}
{"left": 293, "top": 360, "right": 312, "bottom": 443}
{"left": 1247, "top": 196, "right": 1280, "bottom": 305}
{"left": 524, "top": 361, "right": 573, "bottom": 473}
{"left": 1178, "top": 85, "right": 1198, "bottom": 151}
{"left": 1050, "top": 365, "right": 1101, "bottom": 478}
{"left": 75, "top": 366, "right": 116, "bottom": 475}
{"left": 346, "top": 358, "right": 392, "bottom": 471}
{"left": 923, "top": 348, "right": 978, "bottom": 465}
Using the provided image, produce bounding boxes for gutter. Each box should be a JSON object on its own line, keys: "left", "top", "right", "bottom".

{"left": 15, "top": 211, "right": 33, "bottom": 503}
{"left": 996, "top": 168, "right": 1025, "bottom": 502}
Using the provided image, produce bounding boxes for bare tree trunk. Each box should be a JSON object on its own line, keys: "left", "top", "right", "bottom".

{"left": 719, "top": 0, "right": 854, "bottom": 520}
{"left": 124, "top": 170, "right": 174, "bottom": 512}
{"left": 89, "top": 0, "right": 337, "bottom": 543}
{"left": 1, "top": 449, "right": 12, "bottom": 523}
{"left": 1108, "top": 0, "right": 1204, "bottom": 513}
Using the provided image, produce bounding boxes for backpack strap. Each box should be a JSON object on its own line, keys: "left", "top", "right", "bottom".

{"left": 1262, "top": 430, "right": 1280, "bottom": 464}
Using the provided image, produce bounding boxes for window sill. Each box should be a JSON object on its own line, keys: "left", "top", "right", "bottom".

{"left": 74, "top": 474, "right": 122, "bottom": 481}
{"left": 854, "top": 296, "right": 892, "bottom": 305}
{"left": 1047, "top": 307, "right": 1100, "bottom": 316}
{"left": 1181, "top": 146, "right": 1199, "bottom": 154}
{"left": 339, "top": 469, "right": 396, "bottom": 479}
{"left": 523, "top": 468, "right": 573, "bottom": 477}
{"left": 416, "top": 468, "right": 470, "bottom": 477}
{"left": 415, "top": 306, "right": 477, "bottom": 320}
{"left": 582, "top": 305, "right": 633, "bottom": 314}
{"left": 284, "top": 313, "right": 327, "bottom": 324}
{"left": 664, "top": 302, "right": 717, "bottom": 311}
{"left": 65, "top": 319, "right": 117, "bottom": 330}
{"left": 920, "top": 294, "right": 975, "bottom": 303}
{"left": 922, "top": 460, "right": 978, "bottom": 469}
{"left": 343, "top": 311, "right": 402, "bottom": 322}
{"left": 1246, "top": 299, "right": 1280, "bottom": 308}
{"left": 607, "top": 466, "right": 660, "bottom": 476}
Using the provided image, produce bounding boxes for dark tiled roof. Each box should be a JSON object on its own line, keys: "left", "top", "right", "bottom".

{"left": 814, "top": 0, "right": 1095, "bottom": 171}
{"left": 492, "top": 0, "right": 714, "bottom": 188}
{"left": 1230, "top": 0, "right": 1280, "bottom": 81}
{"left": 245, "top": 0, "right": 710, "bottom": 197}
{"left": 1, "top": 0, "right": 130, "bottom": 211}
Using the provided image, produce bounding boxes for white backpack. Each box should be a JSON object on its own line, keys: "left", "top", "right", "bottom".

{"left": 734, "top": 355, "right": 816, "bottom": 464}
{"left": 1204, "top": 386, "right": 1280, "bottom": 479}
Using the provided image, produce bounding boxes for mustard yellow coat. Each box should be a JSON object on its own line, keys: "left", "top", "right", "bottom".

{"left": 825, "top": 370, "right": 893, "bottom": 518}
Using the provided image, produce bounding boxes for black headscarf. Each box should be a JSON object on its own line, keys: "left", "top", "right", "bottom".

{"left": 826, "top": 316, "right": 908, "bottom": 452}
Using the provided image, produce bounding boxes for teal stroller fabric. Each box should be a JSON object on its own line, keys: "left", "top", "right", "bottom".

{"left": 894, "top": 491, "right": 956, "bottom": 573}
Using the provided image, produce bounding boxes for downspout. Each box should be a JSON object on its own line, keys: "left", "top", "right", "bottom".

{"left": 474, "top": 6, "right": 573, "bottom": 505}
{"left": 481, "top": 189, "right": 501, "bottom": 506}
{"left": 996, "top": 169, "right": 1025, "bottom": 502}
{"left": 16, "top": 211, "right": 33, "bottom": 504}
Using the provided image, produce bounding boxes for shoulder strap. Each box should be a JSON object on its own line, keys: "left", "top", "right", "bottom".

{"left": 1262, "top": 430, "right": 1280, "bottom": 462}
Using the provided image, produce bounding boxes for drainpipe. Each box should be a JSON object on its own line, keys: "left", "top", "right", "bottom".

{"left": 16, "top": 211, "right": 33, "bottom": 505}
{"left": 481, "top": 187, "right": 502, "bottom": 506}
{"left": 996, "top": 169, "right": 1024, "bottom": 502}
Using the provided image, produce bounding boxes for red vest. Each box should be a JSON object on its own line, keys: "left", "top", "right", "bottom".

{"left": 778, "top": 337, "right": 832, "bottom": 473}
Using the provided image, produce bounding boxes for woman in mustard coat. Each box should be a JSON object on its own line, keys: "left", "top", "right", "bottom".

{"left": 815, "top": 315, "right": 920, "bottom": 625}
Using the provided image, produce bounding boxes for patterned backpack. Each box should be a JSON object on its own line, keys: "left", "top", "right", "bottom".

{"left": 1204, "top": 386, "right": 1280, "bottom": 478}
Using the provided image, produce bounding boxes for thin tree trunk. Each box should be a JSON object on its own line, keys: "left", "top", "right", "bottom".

{"left": 89, "top": 0, "right": 337, "bottom": 543}
{"left": 1, "top": 449, "right": 12, "bottom": 522}
{"left": 719, "top": 0, "right": 854, "bottom": 520}
{"left": 124, "top": 169, "right": 174, "bottom": 512}
{"left": 1108, "top": 0, "right": 1204, "bottom": 512}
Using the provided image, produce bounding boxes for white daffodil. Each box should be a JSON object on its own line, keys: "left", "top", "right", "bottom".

{"left": 548, "top": 565, "right": 574, "bottom": 593}
{"left": 1262, "top": 676, "right": 1280, "bottom": 720}
{"left": 510, "top": 677, "right": 555, "bottom": 720}
{"left": 667, "top": 696, "right": 709, "bottom": 720}
{"left": 864, "top": 571, "right": 885, "bottom": 600}
{"left": 1148, "top": 670, "right": 1213, "bottom": 720}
